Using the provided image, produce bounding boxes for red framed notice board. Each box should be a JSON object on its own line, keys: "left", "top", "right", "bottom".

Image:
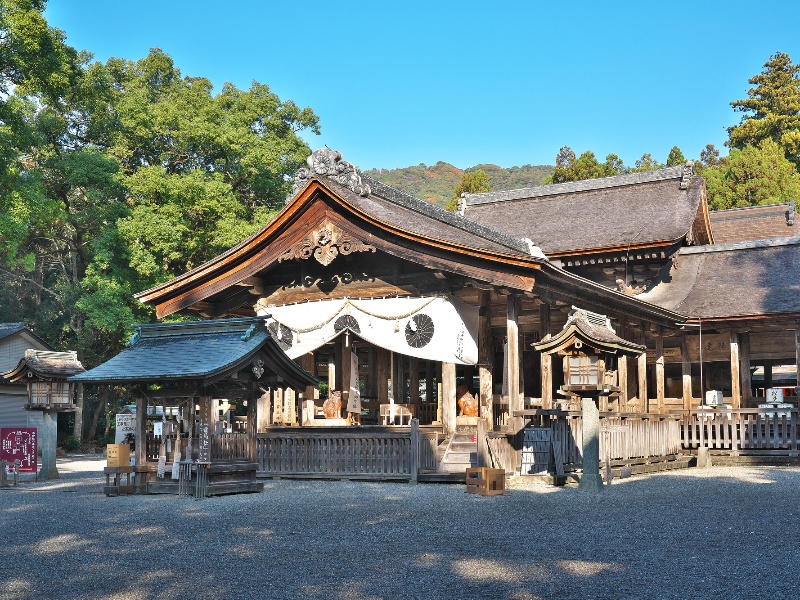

{"left": 1, "top": 428, "right": 38, "bottom": 473}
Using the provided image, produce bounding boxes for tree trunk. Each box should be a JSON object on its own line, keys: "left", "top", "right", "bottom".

{"left": 87, "top": 385, "right": 109, "bottom": 441}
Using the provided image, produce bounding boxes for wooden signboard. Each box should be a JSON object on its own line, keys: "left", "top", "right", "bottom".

{"left": 197, "top": 396, "right": 211, "bottom": 464}
{"left": 0, "top": 428, "right": 37, "bottom": 473}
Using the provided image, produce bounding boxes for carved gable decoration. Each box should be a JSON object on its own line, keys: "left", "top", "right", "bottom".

{"left": 278, "top": 222, "right": 376, "bottom": 266}
{"left": 288, "top": 148, "right": 371, "bottom": 202}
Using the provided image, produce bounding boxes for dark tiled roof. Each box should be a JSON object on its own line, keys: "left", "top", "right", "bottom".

{"left": 70, "top": 318, "right": 317, "bottom": 386}
{"left": 638, "top": 237, "right": 800, "bottom": 319}
{"left": 709, "top": 202, "right": 797, "bottom": 243}
{"left": 354, "top": 174, "right": 542, "bottom": 257}
{"left": 4, "top": 350, "right": 85, "bottom": 381}
{"left": 0, "top": 322, "right": 27, "bottom": 342}
{"left": 461, "top": 166, "right": 706, "bottom": 254}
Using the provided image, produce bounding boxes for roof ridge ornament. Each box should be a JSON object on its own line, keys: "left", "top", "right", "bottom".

{"left": 680, "top": 160, "right": 695, "bottom": 190}
{"left": 288, "top": 148, "right": 371, "bottom": 202}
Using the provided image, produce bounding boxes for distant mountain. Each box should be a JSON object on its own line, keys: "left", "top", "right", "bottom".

{"left": 363, "top": 161, "right": 554, "bottom": 208}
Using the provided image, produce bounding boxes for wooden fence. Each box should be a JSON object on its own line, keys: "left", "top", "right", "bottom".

{"left": 256, "top": 423, "right": 440, "bottom": 481}
{"left": 484, "top": 410, "right": 682, "bottom": 473}
{"left": 682, "top": 408, "right": 799, "bottom": 455}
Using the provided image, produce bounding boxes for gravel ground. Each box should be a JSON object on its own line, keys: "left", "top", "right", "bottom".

{"left": 1, "top": 456, "right": 799, "bottom": 600}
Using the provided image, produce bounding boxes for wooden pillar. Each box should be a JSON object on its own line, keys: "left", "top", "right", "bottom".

{"left": 681, "top": 334, "right": 692, "bottom": 411}
{"left": 730, "top": 332, "right": 741, "bottom": 409}
{"left": 301, "top": 353, "right": 316, "bottom": 408}
{"left": 539, "top": 302, "right": 552, "bottom": 409}
{"left": 377, "top": 348, "right": 389, "bottom": 404}
{"left": 740, "top": 332, "right": 751, "bottom": 407}
{"left": 135, "top": 394, "right": 147, "bottom": 468}
{"left": 618, "top": 355, "right": 629, "bottom": 411}
{"left": 410, "top": 356, "right": 420, "bottom": 418}
{"left": 763, "top": 360, "right": 773, "bottom": 395}
{"left": 655, "top": 327, "right": 665, "bottom": 414}
{"left": 340, "top": 335, "right": 351, "bottom": 412}
{"left": 247, "top": 390, "right": 257, "bottom": 461}
{"left": 506, "top": 294, "right": 522, "bottom": 418}
{"left": 197, "top": 396, "right": 212, "bottom": 463}
{"left": 426, "top": 360, "right": 434, "bottom": 403}
{"left": 442, "top": 361, "right": 457, "bottom": 436}
{"left": 366, "top": 347, "right": 377, "bottom": 399}
{"left": 478, "top": 291, "right": 494, "bottom": 430}
{"left": 795, "top": 323, "right": 800, "bottom": 397}
{"left": 638, "top": 324, "right": 648, "bottom": 413}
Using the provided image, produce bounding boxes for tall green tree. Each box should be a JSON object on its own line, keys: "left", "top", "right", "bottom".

{"left": 631, "top": 153, "right": 663, "bottom": 172}
{"left": 727, "top": 51, "right": 800, "bottom": 168}
{"left": 702, "top": 139, "right": 800, "bottom": 210}
{"left": 666, "top": 146, "right": 686, "bottom": 166}
{"left": 446, "top": 168, "right": 490, "bottom": 211}
{"left": 545, "top": 145, "right": 627, "bottom": 183}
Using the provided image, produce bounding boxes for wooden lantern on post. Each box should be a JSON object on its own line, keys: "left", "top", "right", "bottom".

{"left": 533, "top": 308, "right": 643, "bottom": 492}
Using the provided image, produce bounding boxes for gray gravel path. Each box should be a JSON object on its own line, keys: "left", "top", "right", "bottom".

{"left": 1, "top": 456, "right": 799, "bottom": 599}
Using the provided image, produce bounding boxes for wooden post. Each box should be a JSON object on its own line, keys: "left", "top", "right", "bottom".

{"left": 763, "top": 360, "right": 773, "bottom": 395}
{"left": 638, "top": 325, "right": 648, "bottom": 412}
{"left": 506, "top": 294, "right": 521, "bottom": 419}
{"left": 247, "top": 391, "right": 257, "bottom": 462}
{"left": 135, "top": 394, "right": 147, "bottom": 470}
{"left": 377, "top": 348, "right": 389, "bottom": 404}
{"left": 442, "top": 361, "right": 457, "bottom": 436}
{"left": 539, "top": 302, "right": 552, "bottom": 409}
{"left": 730, "top": 332, "right": 741, "bottom": 409}
{"left": 638, "top": 351, "right": 648, "bottom": 413}
{"left": 426, "top": 360, "right": 434, "bottom": 404}
{"left": 618, "top": 355, "right": 629, "bottom": 412}
{"left": 301, "top": 353, "right": 316, "bottom": 411}
{"left": 272, "top": 388, "right": 283, "bottom": 424}
{"left": 681, "top": 334, "right": 692, "bottom": 411}
{"left": 740, "top": 332, "right": 751, "bottom": 407}
{"left": 257, "top": 388, "right": 271, "bottom": 431}
{"left": 340, "top": 335, "right": 351, "bottom": 414}
{"left": 795, "top": 323, "right": 800, "bottom": 397}
{"left": 476, "top": 416, "right": 491, "bottom": 467}
{"left": 328, "top": 351, "right": 337, "bottom": 398}
{"left": 410, "top": 356, "right": 420, "bottom": 419}
{"left": 410, "top": 418, "right": 420, "bottom": 484}
{"left": 478, "top": 291, "right": 494, "bottom": 431}
{"left": 655, "top": 327, "right": 665, "bottom": 414}
{"left": 366, "top": 347, "right": 377, "bottom": 399}
{"left": 197, "top": 396, "right": 212, "bottom": 464}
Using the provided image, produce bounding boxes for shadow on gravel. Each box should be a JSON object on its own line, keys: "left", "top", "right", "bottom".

{"left": 2, "top": 459, "right": 799, "bottom": 599}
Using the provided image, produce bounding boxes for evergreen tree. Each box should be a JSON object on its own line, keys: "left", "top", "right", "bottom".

{"left": 666, "top": 146, "right": 686, "bottom": 166}
{"left": 727, "top": 51, "right": 800, "bottom": 168}
{"left": 445, "top": 169, "right": 490, "bottom": 211}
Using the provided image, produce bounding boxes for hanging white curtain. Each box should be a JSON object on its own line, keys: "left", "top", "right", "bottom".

{"left": 257, "top": 295, "right": 479, "bottom": 365}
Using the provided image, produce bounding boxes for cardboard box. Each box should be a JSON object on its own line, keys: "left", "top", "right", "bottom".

{"left": 106, "top": 443, "right": 131, "bottom": 467}
{"left": 466, "top": 467, "right": 505, "bottom": 496}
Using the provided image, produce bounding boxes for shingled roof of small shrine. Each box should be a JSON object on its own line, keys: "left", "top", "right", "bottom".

{"left": 3, "top": 350, "right": 85, "bottom": 381}
{"left": 638, "top": 237, "right": 800, "bottom": 319}
{"left": 460, "top": 165, "right": 708, "bottom": 255}
{"left": 70, "top": 318, "right": 316, "bottom": 387}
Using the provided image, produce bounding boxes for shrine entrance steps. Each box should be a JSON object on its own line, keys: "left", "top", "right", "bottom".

{"left": 438, "top": 429, "right": 478, "bottom": 474}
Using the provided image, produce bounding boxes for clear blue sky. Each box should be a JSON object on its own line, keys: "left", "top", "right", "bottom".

{"left": 45, "top": 1, "right": 800, "bottom": 172}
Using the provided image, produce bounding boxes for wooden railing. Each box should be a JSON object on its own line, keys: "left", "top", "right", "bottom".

{"left": 682, "top": 408, "right": 799, "bottom": 455}
{"left": 484, "top": 410, "right": 682, "bottom": 474}
{"left": 212, "top": 432, "right": 250, "bottom": 461}
{"left": 256, "top": 423, "right": 439, "bottom": 480}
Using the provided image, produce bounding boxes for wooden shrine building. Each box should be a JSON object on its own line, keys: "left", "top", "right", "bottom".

{"left": 70, "top": 318, "right": 316, "bottom": 494}
{"left": 89, "top": 150, "right": 800, "bottom": 480}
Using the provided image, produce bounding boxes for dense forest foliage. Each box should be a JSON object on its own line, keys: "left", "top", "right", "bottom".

{"left": 364, "top": 162, "right": 553, "bottom": 207}
{"left": 1, "top": 2, "right": 798, "bottom": 441}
